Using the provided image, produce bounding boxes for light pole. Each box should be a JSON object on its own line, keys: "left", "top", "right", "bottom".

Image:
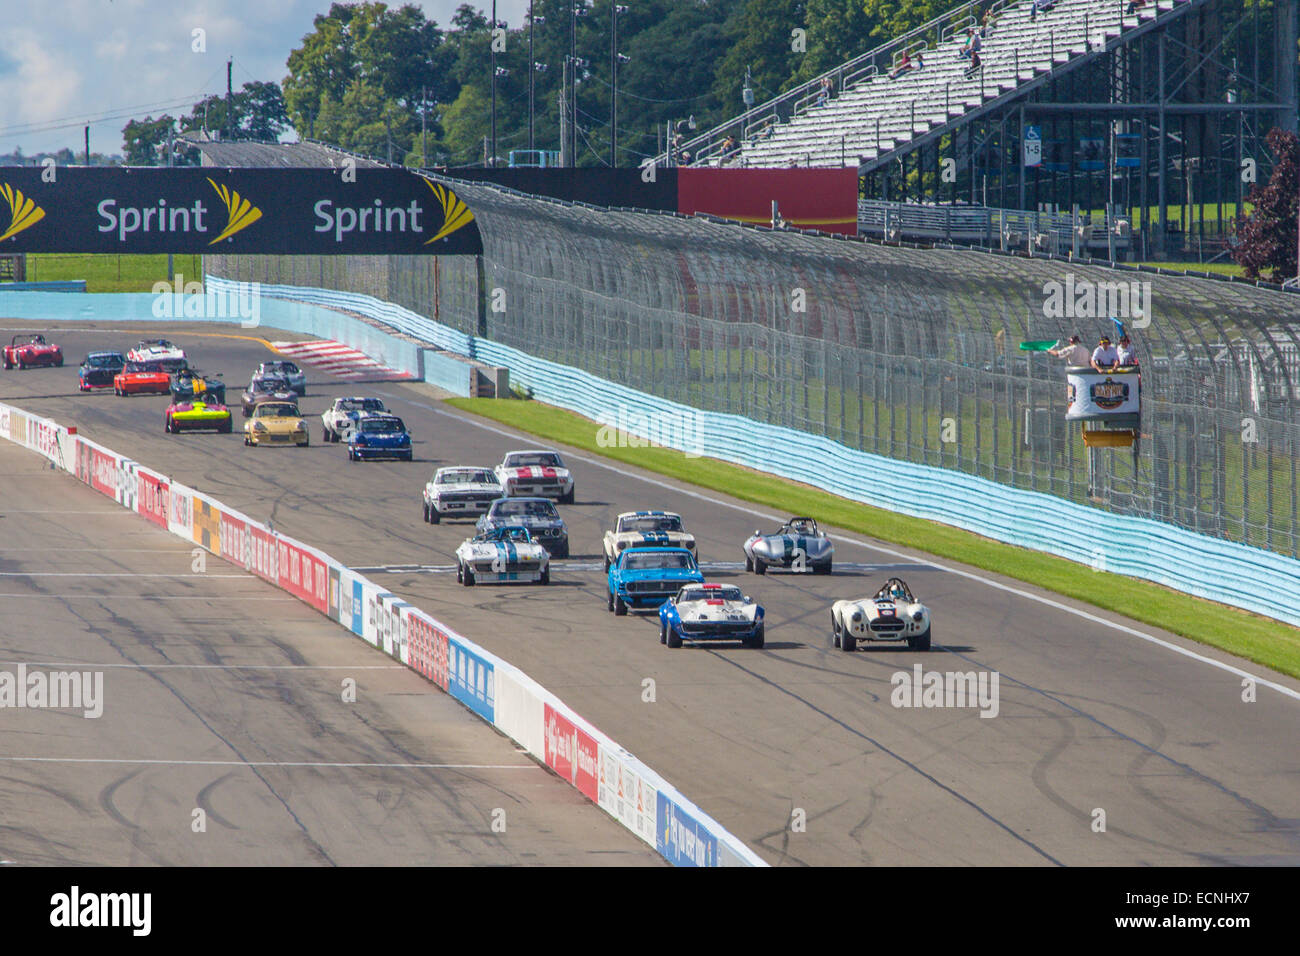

{"left": 570, "top": 2, "right": 589, "bottom": 166}
{"left": 490, "top": 1, "right": 498, "bottom": 167}
{"left": 611, "top": 4, "right": 628, "bottom": 167}
{"left": 529, "top": 5, "right": 545, "bottom": 151}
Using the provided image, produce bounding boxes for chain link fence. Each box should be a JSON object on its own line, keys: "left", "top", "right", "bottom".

{"left": 208, "top": 174, "right": 1300, "bottom": 559}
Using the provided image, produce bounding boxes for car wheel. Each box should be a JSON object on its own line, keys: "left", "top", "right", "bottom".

{"left": 462, "top": 564, "right": 475, "bottom": 587}
{"left": 17, "top": 357, "right": 26, "bottom": 370}
{"left": 422, "top": 502, "right": 430, "bottom": 523}
{"left": 746, "top": 624, "right": 765, "bottom": 649}
{"left": 840, "top": 626, "right": 857, "bottom": 653}
{"left": 553, "top": 542, "right": 569, "bottom": 559}
{"left": 298, "top": 438, "right": 309, "bottom": 447}
{"left": 455, "top": 563, "right": 463, "bottom": 583}
{"left": 909, "top": 627, "right": 931, "bottom": 652}
{"left": 539, "top": 567, "right": 550, "bottom": 585}
{"left": 429, "top": 506, "right": 440, "bottom": 524}
{"left": 603, "top": 554, "right": 610, "bottom": 572}
{"left": 831, "top": 611, "right": 841, "bottom": 648}
{"left": 560, "top": 487, "right": 574, "bottom": 505}
{"left": 660, "top": 621, "right": 667, "bottom": 644}
{"left": 55, "top": 357, "right": 63, "bottom": 367}
{"left": 753, "top": 558, "right": 766, "bottom": 575}
{"left": 221, "top": 420, "right": 232, "bottom": 434}
{"left": 815, "top": 561, "right": 833, "bottom": 574}
{"left": 614, "top": 594, "right": 628, "bottom": 616}
{"left": 2, "top": 359, "right": 10, "bottom": 370}
{"left": 666, "top": 625, "right": 682, "bottom": 649}
{"left": 606, "top": 589, "right": 614, "bottom": 612}
{"left": 322, "top": 426, "right": 330, "bottom": 442}
{"left": 744, "top": 555, "right": 753, "bottom": 572}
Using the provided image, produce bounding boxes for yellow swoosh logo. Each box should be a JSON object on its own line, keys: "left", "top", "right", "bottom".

{"left": 206, "top": 178, "right": 263, "bottom": 245}
{"left": 423, "top": 181, "right": 475, "bottom": 245}
{"left": 0, "top": 183, "right": 45, "bottom": 243}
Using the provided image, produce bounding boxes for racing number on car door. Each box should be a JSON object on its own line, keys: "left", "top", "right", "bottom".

{"left": 491, "top": 552, "right": 507, "bottom": 573}
{"left": 791, "top": 547, "right": 807, "bottom": 571}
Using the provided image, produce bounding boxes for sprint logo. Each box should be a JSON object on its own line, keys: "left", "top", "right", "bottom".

{"left": 206, "top": 177, "right": 262, "bottom": 244}
{"left": 424, "top": 181, "right": 475, "bottom": 244}
{"left": 0, "top": 182, "right": 46, "bottom": 242}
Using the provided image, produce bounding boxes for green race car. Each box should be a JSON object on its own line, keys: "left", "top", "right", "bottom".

{"left": 165, "top": 400, "right": 234, "bottom": 434}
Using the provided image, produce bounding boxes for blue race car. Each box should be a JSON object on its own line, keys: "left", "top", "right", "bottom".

{"left": 606, "top": 547, "right": 704, "bottom": 616}
{"left": 659, "top": 583, "right": 765, "bottom": 648}
{"left": 77, "top": 351, "right": 126, "bottom": 390}
{"left": 346, "top": 414, "right": 413, "bottom": 461}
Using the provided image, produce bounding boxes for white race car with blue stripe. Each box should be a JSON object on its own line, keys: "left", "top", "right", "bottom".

{"left": 602, "top": 511, "right": 696, "bottom": 571}
{"left": 743, "top": 516, "right": 833, "bottom": 574}
{"left": 455, "top": 525, "right": 550, "bottom": 586}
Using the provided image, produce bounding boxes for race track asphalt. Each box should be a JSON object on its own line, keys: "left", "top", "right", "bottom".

{"left": 0, "top": 437, "right": 661, "bottom": 865}
{"left": 2, "top": 319, "right": 1298, "bottom": 867}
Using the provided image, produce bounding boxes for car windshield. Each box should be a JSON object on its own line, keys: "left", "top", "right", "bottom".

{"left": 256, "top": 403, "right": 298, "bottom": 418}
{"left": 139, "top": 340, "right": 172, "bottom": 350}
{"left": 440, "top": 469, "right": 494, "bottom": 484}
{"left": 26, "top": 335, "right": 46, "bottom": 345}
{"left": 680, "top": 586, "right": 743, "bottom": 603}
{"left": 141, "top": 361, "right": 167, "bottom": 373}
{"left": 361, "top": 418, "right": 404, "bottom": 433}
{"left": 623, "top": 551, "right": 694, "bottom": 570}
{"left": 781, "top": 519, "right": 817, "bottom": 535}
{"left": 86, "top": 354, "right": 122, "bottom": 368}
{"left": 252, "top": 377, "right": 288, "bottom": 391}
{"left": 486, "top": 527, "right": 531, "bottom": 543}
{"left": 621, "top": 515, "right": 682, "bottom": 533}
{"left": 493, "top": 499, "right": 557, "bottom": 518}
{"left": 264, "top": 362, "right": 299, "bottom": 374}
{"left": 506, "top": 452, "right": 561, "bottom": 468}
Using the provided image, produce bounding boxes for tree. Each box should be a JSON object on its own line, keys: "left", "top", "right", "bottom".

{"left": 315, "top": 79, "right": 415, "bottom": 160}
{"left": 181, "top": 81, "right": 290, "bottom": 142}
{"left": 713, "top": 0, "right": 809, "bottom": 113}
{"left": 440, "top": 84, "right": 492, "bottom": 165}
{"left": 1231, "top": 127, "right": 1298, "bottom": 282}
{"left": 122, "top": 115, "right": 177, "bottom": 166}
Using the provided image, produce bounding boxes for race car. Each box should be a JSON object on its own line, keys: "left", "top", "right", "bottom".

{"left": 321, "top": 396, "right": 388, "bottom": 443}
{"left": 831, "top": 578, "right": 932, "bottom": 652}
{"left": 3, "top": 333, "right": 63, "bottom": 370}
{"left": 127, "top": 339, "right": 187, "bottom": 370}
{"left": 113, "top": 360, "right": 173, "bottom": 396}
{"left": 606, "top": 547, "right": 704, "bottom": 616}
{"left": 455, "top": 526, "right": 551, "bottom": 586}
{"left": 77, "top": 351, "right": 126, "bottom": 390}
{"left": 164, "top": 400, "right": 233, "bottom": 434}
{"left": 241, "top": 374, "right": 297, "bottom": 417}
{"left": 743, "top": 516, "right": 833, "bottom": 575}
{"left": 256, "top": 359, "right": 306, "bottom": 395}
{"left": 170, "top": 367, "right": 226, "bottom": 405}
{"left": 423, "top": 466, "right": 504, "bottom": 523}
{"left": 346, "top": 414, "right": 412, "bottom": 461}
{"left": 476, "top": 497, "right": 569, "bottom": 557}
{"left": 243, "top": 401, "right": 309, "bottom": 447}
{"left": 494, "top": 449, "right": 575, "bottom": 503}
{"left": 602, "top": 511, "right": 696, "bottom": 571}
{"left": 659, "top": 583, "right": 765, "bottom": 649}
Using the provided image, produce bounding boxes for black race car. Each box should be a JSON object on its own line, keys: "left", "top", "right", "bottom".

{"left": 170, "top": 368, "right": 227, "bottom": 405}
{"left": 240, "top": 374, "right": 296, "bottom": 417}
{"left": 77, "top": 351, "right": 126, "bottom": 390}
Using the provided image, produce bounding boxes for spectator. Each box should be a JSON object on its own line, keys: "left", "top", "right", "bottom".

{"left": 915, "top": 52, "right": 925, "bottom": 71}
{"left": 982, "top": 7, "right": 997, "bottom": 37}
{"left": 1126, "top": 0, "right": 1146, "bottom": 13}
{"left": 1091, "top": 335, "right": 1120, "bottom": 372}
{"left": 960, "top": 29, "right": 975, "bottom": 59}
{"left": 964, "top": 50, "right": 982, "bottom": 77}
{"left": 889, "top": 50, "right": 913, "bottom": 80}
{"left": 1049, "top": 334, "right": 1091, "bottom": 366}
{"left": 818, "top": 76, "right": 833, "bottom": 104}
{"left": 1116, "top": 335, "right": 1138, "bottom": 366}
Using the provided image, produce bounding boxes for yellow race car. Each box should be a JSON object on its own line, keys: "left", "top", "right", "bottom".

{"left": 243, "top": 401, "right": 310, "bottom": 447}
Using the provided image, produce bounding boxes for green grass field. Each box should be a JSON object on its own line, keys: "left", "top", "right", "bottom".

{"left": 23, "top": 253, "right": 203, "bottom": 293}
{"left": 446, "top": 396, "right": 1300, "bottom": 679}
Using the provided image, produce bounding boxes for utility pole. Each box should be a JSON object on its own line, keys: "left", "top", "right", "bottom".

{"left": 166, "top": 124, "right": 174, "bottom": 283}
{"left": 421, "top": 86, "right": 427, "bottom": 167}
{"left": 529, "top": 1, "right": 536, "bottom": 151}
{"left": 610, "top": 4, "right": 628, "bottom": 167}
{"left": 84, "top": 125, "right": 89, "bottom": 165}
{"left": 225, "top": 58, "right": 233, "bottom": 142}
{"left": 490, "top": 0, "right": 497, "bottom": 167}
{"left": 559, "top": 61, "right": 569, "bottom": 167}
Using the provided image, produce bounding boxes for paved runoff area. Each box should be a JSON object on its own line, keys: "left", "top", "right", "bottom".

{"left": 0, "top": 440, "right": 660, "bottom": 866}
{"left": 3, "top": 320, "right": 1299, "bottom": 866}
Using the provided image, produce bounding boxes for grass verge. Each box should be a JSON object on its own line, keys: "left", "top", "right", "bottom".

{"left": 25, "top": 253, "right": 203, "bottom": 293}
{"left": 446, "top": 396, "right": 1300, "bottom": 680}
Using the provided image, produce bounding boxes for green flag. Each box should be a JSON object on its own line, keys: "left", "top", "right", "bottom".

{"left": 1019, "top": 340, "right": 1059, "bottom": 352}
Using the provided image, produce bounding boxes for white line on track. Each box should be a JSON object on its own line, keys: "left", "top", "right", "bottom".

{"left": 0, "top": 510, "right": 136, "bottom": 514}
{"left": 0, "top": 594, "right": 298, "bottom": 600}
{"left": 0, "top": 661, "right": 405, "bottom": 670}
{"left": 0, "top": 572, "right": 252, "bottom": 578}
{"left": 427, "top": 403, "right": 1300, "bottom": 703}
{"left": 0, "top": 757, "right": 537, "bottom": 769}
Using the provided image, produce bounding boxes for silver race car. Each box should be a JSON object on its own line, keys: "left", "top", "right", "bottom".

{"left": 831, "top": 578, "right": 932, "bottom": 652}
{"left": 743, "top": 516, "right": 833, "bottom": 574}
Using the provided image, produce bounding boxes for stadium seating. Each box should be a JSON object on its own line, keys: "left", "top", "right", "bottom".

{"left": 692, "top": 0, "right": 1187, "bottom": 170}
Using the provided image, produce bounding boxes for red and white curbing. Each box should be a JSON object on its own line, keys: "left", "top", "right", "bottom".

{"left": 271, "top": 339, "right": 413, "bottom": 381}
{"left": 0, "top": 399, "right": 764, "bottom": 867}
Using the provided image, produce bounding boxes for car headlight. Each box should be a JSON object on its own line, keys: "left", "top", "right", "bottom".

{"left": 294, "top": 421, "right": 306, "bottom": 431}
{"left": 253, "top": 422, "right": 267, "bottom": 432}
{"left": 912, "top": 611, "right": 924, "bottom": 622}
{"left": 851, "top": 611, "right": 862, "bottom": 622}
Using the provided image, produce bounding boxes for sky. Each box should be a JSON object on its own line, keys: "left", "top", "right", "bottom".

{"left": 0, "top": 0, "right": 531, "bottom": 158}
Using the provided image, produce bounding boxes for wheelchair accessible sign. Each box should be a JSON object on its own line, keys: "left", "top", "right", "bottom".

{"left": 1024, "top": 126, "right": 1042, "bottom": 168}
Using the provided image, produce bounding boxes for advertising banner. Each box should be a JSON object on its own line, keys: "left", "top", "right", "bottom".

{"left": 598, "top": 745, "right": 657, "bottom": 845}
{"left": 543, "top": 703, "right": 599, "bottom": 803}
{"left": 135, "top": 467, "right": 169, "bottom": 529}
{"left": 0, "top": 167, "right": 482, "bottom": 255}
{"left": 655, "top": 792, "right": 719, "bottom": 867}
{"left": 167, "top": 482, "right": 193, "bottom": 539}
{"left": 448, "top": 638, "right": 495, "bottom": 723}
{"left": 1066, "top": 370, "right": 1141, "bottom": 421}
{"left": 0, "top": 404, "right": 10, "bottom": 441}
{"left": 677, "top": 168, "right": 859, "bottom": 235}
{"left": 192, "top": 495, "right": 221, "bottom": 553}
{"left": 8, "top": 410, "right": 28, "bottom": 449}
{"left": 277, "top": 537, "right": 329, "bottom": 613}
{"left": 116, "top": 460, "right": 137, "bottom": 511}
{"left": 405, "top": 610, "right": 450, "bottom": 691}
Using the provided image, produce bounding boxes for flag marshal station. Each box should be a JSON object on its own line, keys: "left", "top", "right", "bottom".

{"left": 0, "top": 167, "right": 482, "bottom": 255}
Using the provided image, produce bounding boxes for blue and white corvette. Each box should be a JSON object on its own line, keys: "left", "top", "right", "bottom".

{"left": 602, "top": 511, "right": 696, "bottom": 571}
{"left": 743, "top": 516, "right": 834, "bottom": 574}
{"left": 659, "top": 583, "right": 765, "bottom": 649}
{"left": 346, "top": 414, "right": 413, "bottom": 461}
{"left": 455, "top": 526, "right": 550, "bottom": 586}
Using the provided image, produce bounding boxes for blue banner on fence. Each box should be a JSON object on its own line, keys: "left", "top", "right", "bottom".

{"left": 448, "top": 638, "right": 495, "bottom": 722}
{"left": 656, "top": 792, "right": 718, "bottom": 867}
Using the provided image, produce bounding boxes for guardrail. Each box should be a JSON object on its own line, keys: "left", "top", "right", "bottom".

{"left": 0, "top": 397, "right": 765, "bottom": 867}
{"left": 203, "top": 275, "right": 1300, "bottom": 631}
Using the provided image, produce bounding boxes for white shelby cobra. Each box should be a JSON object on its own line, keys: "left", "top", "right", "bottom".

{"left": 455, "top": 525, "right": 550, "bottom": 586}
{"left": 602, "top": 511, "right": 696, "bottom": 571}
{"left": 423, "top": 466, "right": 504, "bottom": 523}
{"left": 831, "top": 578, "right": 932, "bottom": 652}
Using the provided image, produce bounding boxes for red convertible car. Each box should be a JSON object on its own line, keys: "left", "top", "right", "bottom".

{"left": 114, "top": 360, "right": 173, "bottom": 396}
{"left": 3, "top": 333, "right": 63, "bottom": 370}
